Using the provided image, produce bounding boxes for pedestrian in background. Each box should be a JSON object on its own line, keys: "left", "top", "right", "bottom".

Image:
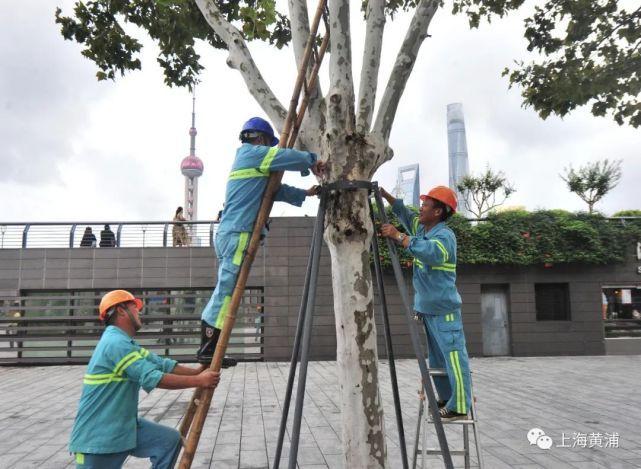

{"left": 172, "top": 207, "right": 188, "bottom": 247}
{"left": 80, "top": 227, "right": 96, "bottom": 248}
{"left": 99, "top": 224, "right": 116, "bottom": 247}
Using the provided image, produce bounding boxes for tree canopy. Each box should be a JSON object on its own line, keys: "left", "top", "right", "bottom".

{"left": 456, "top": 166, "right": 516, "bottom": 219}
{"left": 56, "top": 0, "right": 640, "bottom": 127}
{"left": 560, "top": 159, "right": 622, "bottom": 214}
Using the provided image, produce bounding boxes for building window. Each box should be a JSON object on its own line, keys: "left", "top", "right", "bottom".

{"left": 602, "top": 286, "right": 641, "bottom": 320}
{"left": 535, "top": 283, "right": 570, "bottom": 321}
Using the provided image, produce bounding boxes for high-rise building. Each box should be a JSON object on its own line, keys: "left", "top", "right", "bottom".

{"left": 180, "top": 92, "right": 204, "bottom": 223}
{"left": 447, "top": 103, "right": 470, "bottom": 216}
{"left": 394, "top": 164, "right": 420, "bottom": 207}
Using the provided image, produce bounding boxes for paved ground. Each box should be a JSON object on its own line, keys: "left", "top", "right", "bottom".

{"left": 0, "top": 356, "right": 640, "bottom": 469}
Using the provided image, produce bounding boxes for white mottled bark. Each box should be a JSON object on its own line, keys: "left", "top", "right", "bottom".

{"left": 287, "top": 0, "right": 325, "bottom": 151}
{"left": 373, "top": 0, "right": 439, "bottom": 148}
{"left": 194, "top": 0, "right": 287, "bottom": 129}
{"left": 322, "top": 2, "right": 387, "bottom": 467}
{"left": 357, "top": 0, "right": 386, "bottom": 134}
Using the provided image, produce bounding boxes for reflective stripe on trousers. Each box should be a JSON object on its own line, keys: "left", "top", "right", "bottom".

{"left": 201, "top": 231, "right": 250, "bottom": 328}
{"left": 421, "top": 311, "right": 472, "bottom": 414}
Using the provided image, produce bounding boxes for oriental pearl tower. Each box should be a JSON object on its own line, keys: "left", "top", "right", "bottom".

{"left": 180, "top": 92, "right": 204, "bottom": 223}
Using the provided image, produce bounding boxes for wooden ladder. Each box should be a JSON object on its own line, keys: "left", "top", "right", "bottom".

{"left": 176, "top": 2, "right": 330, "bottom": 467}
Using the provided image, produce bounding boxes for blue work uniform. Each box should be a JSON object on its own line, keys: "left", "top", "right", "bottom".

{"left": 201, "top": 143, "right": 316, "bottom": 328}
{"left": 392, "top": 199, "right": 472, "bottom": 414}
{"left": 69, "top": 326, "right": 181, "bottom": 469}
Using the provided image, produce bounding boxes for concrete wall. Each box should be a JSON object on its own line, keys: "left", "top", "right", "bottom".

{"left": 2, "top": 217, "right": 640, "bottom": 360}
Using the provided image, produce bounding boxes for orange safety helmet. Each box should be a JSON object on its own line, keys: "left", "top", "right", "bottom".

{"left": 420, "top": 186, "right": 458, "bottom": 213}
{"left": 98, "top": 290, "right": 143, "bottom": 321}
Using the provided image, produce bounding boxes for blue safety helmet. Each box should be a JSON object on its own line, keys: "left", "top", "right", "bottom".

{"left": 239, "top": 117, "right": 279, "bottom": 146}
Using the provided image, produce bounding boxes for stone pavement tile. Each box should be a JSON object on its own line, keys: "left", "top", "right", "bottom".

{"left": 189, "top": 452, "right": 214, "bottom": 468}
{"left": 296, "top": 445, "right": 326, "bottom": 466}
{"left": 268, "top": 456, "right": 289, "bottom": 468}
{"left": 241, "top": 435, "right": 267, "bottom": 451}
{"left": 217, "top": 430, "right": 242, "bottom": 445}
{"left": 569, "top": 462, "right": 609, "bottom": 469}
{"left": 481, "top": 451, "right": 528, "bottom": 469}
{"left": 485, "top": 446, "right": 537, "bottom": 465}
{"left": 202, "top": 459, "right": 238, "bottom": 469}
{"left": 2, "top": 453, "right": 28, "bottom": 468}
{"left": 309, "top": 425, "right": 338, "bottom": 441}
{"left": 239, "top": 449, "right": 269, "bottom": 468}
{"left": 315, "top": 438, "right": 342, "bottom": 456}
{"left": 322, "top": 453, "right": 343, "bottom": 469}
{"left": 526, "top": 452, "right": 581, "bottom": 468}
{"left": 213, "top": 444, "right": 241, "bottom": 461}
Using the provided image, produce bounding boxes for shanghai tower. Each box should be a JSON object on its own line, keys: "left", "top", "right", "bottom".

{"left": 447, "top": 103, "right": 470, "bottom": 217}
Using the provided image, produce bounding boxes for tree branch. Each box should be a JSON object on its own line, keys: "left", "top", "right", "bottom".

{"left": 324, "top": 0, "right": 356, "bottom": 164}
{"left": 356, "top": 0, "right": 385, "bottom": 134}
{"left": 195, "top": 0, "right": 287, "bottom": 129}
{"left": 328, "top": 0, "right": 356, "bottom": 118}
{"left": 373, "top": 0, "right": 439, "bottom": 143}
{"left": 288, "top": 0, "right": 324, "bottom": 149}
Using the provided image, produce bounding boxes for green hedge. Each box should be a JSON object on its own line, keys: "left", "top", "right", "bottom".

{"left": 374, "top": 207, "right": 641, "bottom": 269}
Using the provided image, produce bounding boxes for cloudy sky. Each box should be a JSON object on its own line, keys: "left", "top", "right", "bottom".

{"left": 1, "top": 1, "right": 639, "bottom": 223}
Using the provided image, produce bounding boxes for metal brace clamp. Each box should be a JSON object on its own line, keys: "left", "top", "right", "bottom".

{"left": 321, "top": 180, "right": 374, "bottom": 193}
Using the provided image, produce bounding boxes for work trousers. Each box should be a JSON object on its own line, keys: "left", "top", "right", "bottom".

{"left": 201, "top": 231, "right": 250, "bottom": 328}
{"left": 422, "top": 311, "right": 472, "bottom": 414}
{"left": 74, "top": 418, "right": 181, "bottom": 469}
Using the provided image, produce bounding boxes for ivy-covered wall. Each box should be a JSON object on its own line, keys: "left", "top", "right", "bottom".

{"left": 376, "top": 208, "right": 641, "bottom": 269}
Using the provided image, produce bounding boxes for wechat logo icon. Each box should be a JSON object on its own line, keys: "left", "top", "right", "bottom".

{"left": 527, "top": 428, "right": 553, "bottom": 450}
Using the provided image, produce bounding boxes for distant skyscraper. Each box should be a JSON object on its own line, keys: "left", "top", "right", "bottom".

{"left": 394, "top": 164, "right": 420, "bottom": 207}
{"left": 447, "top": 103, "right": 470, "bottom": 217}
{"left": 180, "top": 92, "right": 204, "bottom": 223}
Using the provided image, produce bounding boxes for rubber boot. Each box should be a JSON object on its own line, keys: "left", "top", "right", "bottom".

{"left": 196, "top": 321, "right": 238, "bottom": 368}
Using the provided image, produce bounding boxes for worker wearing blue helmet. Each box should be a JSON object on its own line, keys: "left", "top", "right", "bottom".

{"left": 197, "top": 116, "right": 324, "bottom": 366}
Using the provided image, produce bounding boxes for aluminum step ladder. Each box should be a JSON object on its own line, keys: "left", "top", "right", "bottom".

{"left": 412, "top": 369, "right": 484, "bottom": 469}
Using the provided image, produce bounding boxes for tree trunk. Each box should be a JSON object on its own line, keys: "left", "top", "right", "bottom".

{"left": 322, "top": 135, "right": 388, "bottom": 468}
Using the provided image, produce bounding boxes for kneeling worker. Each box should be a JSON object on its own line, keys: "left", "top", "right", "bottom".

{"left": 197, "top": 116, "right": 324, "bottom": 366}
{"left": 69, "top": 290, "right": 220, "bottom": 468}
{"left": 380, "top": 186, "right": 472, "bottom": 421}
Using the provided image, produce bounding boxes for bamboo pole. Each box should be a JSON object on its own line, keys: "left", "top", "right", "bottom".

{"left": 177, "top": 2, "right": 328, "bottom": 467}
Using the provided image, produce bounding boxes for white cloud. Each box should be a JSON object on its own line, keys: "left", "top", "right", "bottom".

{"left": 0, "top": 0, "right": 639, "bottom": 223}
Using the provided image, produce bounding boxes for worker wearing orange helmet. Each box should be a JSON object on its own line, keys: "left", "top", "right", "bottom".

{"left": 380, "top": 186, "right": 472, "bottom": 421}
{"left": 69, "top": 290, "right": 220, "bottom": 468}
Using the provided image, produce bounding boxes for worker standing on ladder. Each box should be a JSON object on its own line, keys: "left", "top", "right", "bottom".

{"left": 197, "top": 117, "right": 324, "bottom": 366}
{"left": 380, "top": 186, "right": 472, "bottom": 421}
{"left": 69, "top": 290, "right": 220, "bottom": 468}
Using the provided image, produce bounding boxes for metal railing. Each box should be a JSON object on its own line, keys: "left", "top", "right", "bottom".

{"left": 1, "top": 216, "right": 638, "bottom": 250}
{"left": 0, "top": 289, "right": 264, "bottom": 365}
{"left": 0, "top": 221, "right": 219, "bottom": 249}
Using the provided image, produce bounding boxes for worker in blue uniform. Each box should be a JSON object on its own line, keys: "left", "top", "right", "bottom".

{"left": 197, "top": 117, "right": 324, "bottom": 365}
{"left": 380, "top": 186, "right": 472, "bottom": 421}
{"left": 69, "top": 290, "right": 220, "bottom": 468}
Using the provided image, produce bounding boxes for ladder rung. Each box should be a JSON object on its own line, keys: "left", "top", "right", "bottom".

{"left": 427, "top": 418, "right": 476, "bottom": 425}
{"left": 419, "top": 449, "right": 469, "bottom": 456}
{"left": 427, "top": 368, "right": 475, "bottom": 377}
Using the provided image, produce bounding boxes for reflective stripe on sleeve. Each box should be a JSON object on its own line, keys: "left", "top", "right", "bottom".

{"left": 228, "top": 168, "right": 268, "bottom": 180}
{"left": 259, "top": 147, "right": 279, "bottom": 173}
{"left": 432, "top": 239, "right": 449, "bottom": 262}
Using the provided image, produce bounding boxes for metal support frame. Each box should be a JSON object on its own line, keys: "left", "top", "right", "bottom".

{"left": 272, "top": 181, "right": 453, "bottom": 469}
{"left": 22, "top": 224, "right": 30, "bottom": 248}
{"left": 162, "top": 223, "right": 169, "bottom": 247}
{"left": 69, "top": 224, "right": 77, "bottom": 248}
